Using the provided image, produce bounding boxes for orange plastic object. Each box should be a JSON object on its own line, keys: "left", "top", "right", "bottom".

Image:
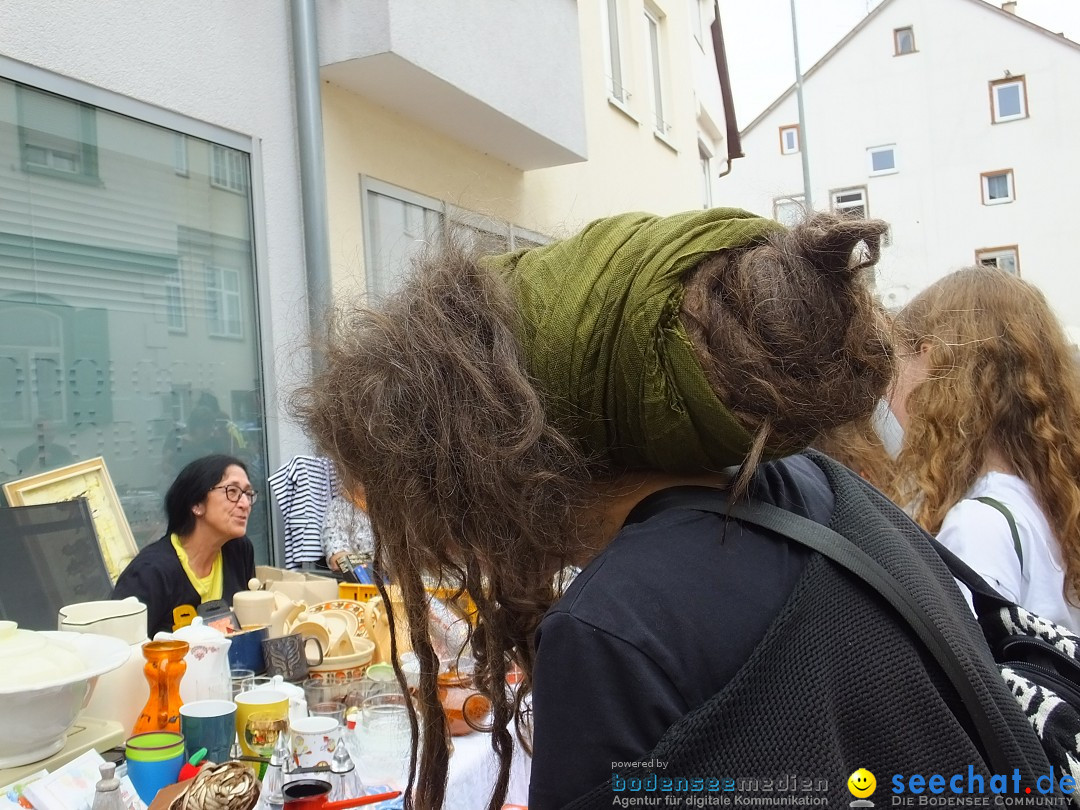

{"left": 132, "top": 639, "right": 189, "bottom": 734}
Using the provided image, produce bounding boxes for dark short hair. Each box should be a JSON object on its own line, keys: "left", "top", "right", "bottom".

{"left": 165, "top": 454, "right": 248, "bottom": 536}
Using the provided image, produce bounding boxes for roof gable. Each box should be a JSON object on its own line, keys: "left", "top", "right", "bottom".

{"left": 740, "top": 0, "right": 1080, "bottom": 135}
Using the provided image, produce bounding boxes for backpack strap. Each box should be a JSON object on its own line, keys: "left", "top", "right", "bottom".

{"left": 972, "top": 496, "right": 1024, "bottom": 572}
{"left": 653, "top": 486, "right": 1015, "bottom": 776}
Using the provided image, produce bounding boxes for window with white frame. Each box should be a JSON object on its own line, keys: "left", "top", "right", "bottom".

{"left": 779, "top": 125, "right": 799, "bottom": 155}
{"left": 773, "top": 195, "right": 805, "bottom": 227}
{"left": 603, "top": 0, "right": 629, "bottom": 104}
{"left": 206, "top": 266, "right": 243, "bottom": 338}
{"left": 868, "top": 144, "right": 897, "bottom": 176}
{"left": 0, "top": 308, "right": 65, "bottom": 428}
{"left": 699, "top": 139, "right": 713, "bottom": 209}
{"left": 16, "top": 85, "right": 99, "bottom": 181}
{"left": 362, "top": 178, "right": 549, "bottom": 300}
{"left": 174, "top": 133, "right": 188, "bottom": 177}
{"left": 211, "top": 144, "right": 247, "bottom": 192}
{"left": 644, "top": 5, "right": 668, "bottom": 135}
{"left": 894, "top": 26, "right": 916, "bottom": 55}
{"left": 981, "top": 169, "right": 1015, "bottom": 205}
{"left": 990, "top": 77, "right": 1027, "bottom": 123}
{"left": 831, "top": 187, "right": 868, "bottom": 219}
{"left": 976, "top": 246, "right": 1019, "bottom": 274}
{"left": 690, "top": 0, "right": 704, "bottom": 44}
{"left": 164, "top": 268, "right": 186, "bottom": 332}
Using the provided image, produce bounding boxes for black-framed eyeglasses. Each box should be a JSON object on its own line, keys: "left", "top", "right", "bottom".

{"left": 209, "top": 484, "right": 258, "bottom": 504}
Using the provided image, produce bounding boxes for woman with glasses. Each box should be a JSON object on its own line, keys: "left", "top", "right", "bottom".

{"left": 113, "top": 453, "right": 257, "bottom": 635}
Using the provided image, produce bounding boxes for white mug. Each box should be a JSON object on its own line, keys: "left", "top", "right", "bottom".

{"left": 290, "top": 715, "right": 339, "bottom": 769}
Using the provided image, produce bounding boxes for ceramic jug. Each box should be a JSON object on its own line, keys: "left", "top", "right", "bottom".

{"left": 155, "top": 617, "right": 232, "bottom": 703}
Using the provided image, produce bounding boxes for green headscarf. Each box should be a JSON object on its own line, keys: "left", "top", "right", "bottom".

{"left": 483, "top": 207, "right": 786, "bottom": 473}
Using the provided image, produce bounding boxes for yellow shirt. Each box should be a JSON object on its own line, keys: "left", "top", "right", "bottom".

{"left": 170, "top": 533, "right": 223, "bottom": 603}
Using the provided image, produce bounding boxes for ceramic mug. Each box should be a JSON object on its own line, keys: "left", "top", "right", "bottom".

{"left": 290, "top": 715, "right": 338, "bottom": 769}
{"left": 227, "top": 625, "right": 269, "bottom": 674}
{"left": 262, "top": 633, "right": 324, "bottom": 682}
{"left": 179, "top": 700, "right": 236, "bottom": 764}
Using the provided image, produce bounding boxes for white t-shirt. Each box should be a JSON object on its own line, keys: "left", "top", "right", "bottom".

{"left": 938, "top": 472, "right": 1080, "bottom": 633}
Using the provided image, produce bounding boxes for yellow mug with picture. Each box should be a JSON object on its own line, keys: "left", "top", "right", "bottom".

{"left": 233, "top": 689, "right": 288, "bottom": 758}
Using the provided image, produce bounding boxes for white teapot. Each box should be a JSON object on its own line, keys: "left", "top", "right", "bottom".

{"left": 155, "top": 617, "right": 232, "bottom": 703}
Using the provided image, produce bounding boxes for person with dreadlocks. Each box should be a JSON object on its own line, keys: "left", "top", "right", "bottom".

{"left": 292, "top": 209, "right": 1051, "bottom": 810}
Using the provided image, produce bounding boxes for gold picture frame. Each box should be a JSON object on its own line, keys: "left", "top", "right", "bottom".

{"left": 3, "top": 456, "right": 138, "bottom": 584}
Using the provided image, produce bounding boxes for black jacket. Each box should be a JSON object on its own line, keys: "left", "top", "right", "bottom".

{"left": 534, "top": 453, "right": 1052, "bottom": 809}
{"left": 111, "top": 534, "right": 255, "bottom": 636}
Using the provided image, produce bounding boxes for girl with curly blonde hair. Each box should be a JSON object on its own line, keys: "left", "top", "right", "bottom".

{"left": 885, "top": 266, "right": 1080, "bottom": 630}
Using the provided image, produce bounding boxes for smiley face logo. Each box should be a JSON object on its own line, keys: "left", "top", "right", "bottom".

{"left": 848, "top": 768, "right": 876, "bottom": 798}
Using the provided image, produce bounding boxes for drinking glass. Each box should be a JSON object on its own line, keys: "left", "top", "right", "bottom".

{"left": 242, "top": 675, "right": 276, "bottom": 692}
{"left": 230, "top": 668, "right": 255, "bottom": 699}
{"left": 303, "top": 674, "right": 345, "bottom": 705}
{"left": 307, "top": 701, "right": 346, "bottom": 726}
{"left": 244, "top": 710, "right": 289, "bottom": 759}
{"left": 355, "top": 693, "right": 412, "bottom": 786}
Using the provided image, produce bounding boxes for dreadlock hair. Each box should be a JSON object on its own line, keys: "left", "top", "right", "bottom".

{"left": 291, "top": 211, "right": 894, "bottom": 810}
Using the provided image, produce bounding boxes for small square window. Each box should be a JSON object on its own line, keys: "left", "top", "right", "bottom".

{"left": 990, "top": 77, "right": 1027, "bottom": 123}
{"left": 894, "top": 26, "right": 916, "bottom": 55}
{"left": 779, "top": 125, "right": 799, "bottom": 155}
{"left": 981, "top": 169, "right": 1015, "bottom": 205}
{"left": 831, "top": 186, "right": 868, "bottom": 219}
{"left": 975, "top": 246, "right": 1020, "bottom": 275}
{"left": 868, "top": 145, "right": 897, "bottom": 176}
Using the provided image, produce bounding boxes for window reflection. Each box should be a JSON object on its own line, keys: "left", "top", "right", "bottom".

{"left": 0, "top": 78, "right": 270, "bottom": 564}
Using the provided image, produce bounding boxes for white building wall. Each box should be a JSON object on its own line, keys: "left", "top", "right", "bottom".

{"left": 0, "top": 0, "right": 312, "bottom": 466}
{"left": 719, "top": 0, "right": 1080, "bottom": 326}
{"left": 323, "top": 0, "right": 729, "bottom": 294}
{"left": 522, "top": 0, "right": 725, "bottom": 233}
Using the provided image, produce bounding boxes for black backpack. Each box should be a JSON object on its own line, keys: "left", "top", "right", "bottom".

{"left": 682, "top": 488, "right": 1080, "bottom": 803}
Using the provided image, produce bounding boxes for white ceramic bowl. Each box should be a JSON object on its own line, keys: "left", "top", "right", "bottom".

{"left": 0, "top": 630, "right": 131, "bottom": 768}
{"left": 308, "top": 637, "right": 376, "bottom": 682}
{"left": 58, "top": 596, "right": 148, "bottom": 645}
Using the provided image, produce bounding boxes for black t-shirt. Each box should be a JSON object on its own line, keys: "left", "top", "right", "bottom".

{"left": 528, "top": 455, "right": 833, "bottom": 810}
{"left": 111, "top": 534, "right": 256, "bottom": 636}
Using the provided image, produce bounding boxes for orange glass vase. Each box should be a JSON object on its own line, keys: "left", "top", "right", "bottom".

{"left": 132, "top": 640, "right": 189, "bottom": 734}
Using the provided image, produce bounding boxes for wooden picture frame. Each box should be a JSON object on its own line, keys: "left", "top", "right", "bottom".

{"left": 3, "top": 456, "right": 138, "bottom": 584}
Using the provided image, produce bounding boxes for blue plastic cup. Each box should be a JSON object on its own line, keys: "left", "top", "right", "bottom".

{"left": 125, "top": 731, "right": 185, "bottom": 805}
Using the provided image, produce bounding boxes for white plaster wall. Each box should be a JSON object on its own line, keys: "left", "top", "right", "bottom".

{"left": 322, "top": 0, "right": 726, "bottom": 293}
{"left": 719, "top": 0, "right": 1080, "bottom": 327}
{"left": 521, "top": 0, "right": 713, "bottom": 235}
{"left": 317, "top": 0, "right": 587, "bottom": 166}
{"left": 0, "top": 0, "right": 314, "bottom": 466}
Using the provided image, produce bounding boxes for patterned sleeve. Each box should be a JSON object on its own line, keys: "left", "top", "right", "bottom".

{"left": 321, "top": 495, "right": 375, "bottom": 558}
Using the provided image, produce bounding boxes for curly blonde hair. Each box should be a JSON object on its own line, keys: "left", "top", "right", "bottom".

{"left": 885, "top": 267, "right": 1080, "bottom": 604}
{"left": 813, "top": 417, "right": 895, "bottom": 491}
{"left": 291, "top": 213, "right": 893, "bottom": 810}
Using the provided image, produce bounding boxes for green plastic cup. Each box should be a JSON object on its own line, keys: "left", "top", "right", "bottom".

{"left": 125, "top": 731, "right": 185, "bottom": 763}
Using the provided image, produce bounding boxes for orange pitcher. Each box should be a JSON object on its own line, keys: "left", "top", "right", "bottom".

{"left": 132, "top": 640, "right": 189, "bottom": 734}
